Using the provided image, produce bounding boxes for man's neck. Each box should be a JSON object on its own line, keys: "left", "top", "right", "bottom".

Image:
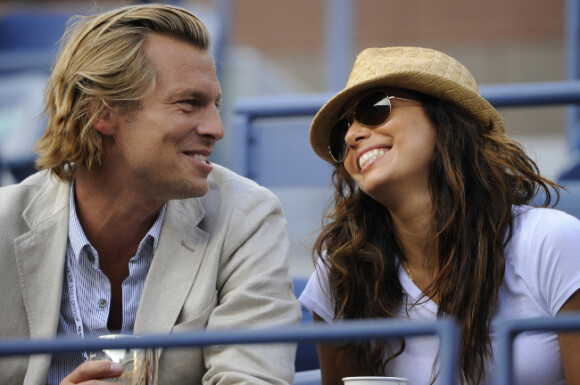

{"left": 73, "top": 169, "right": 164, "bottom": 266}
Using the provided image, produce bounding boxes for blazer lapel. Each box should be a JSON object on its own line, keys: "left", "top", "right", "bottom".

{"left": 134, "top": 198, "right": 209, "bottom": 335}
{"left": 14, "top": 175, "right": 70, "bottom": 383}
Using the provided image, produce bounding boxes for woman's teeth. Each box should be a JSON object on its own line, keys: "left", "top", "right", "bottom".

{"left": 359, "top": 148, "right": 387, "bottom": 169}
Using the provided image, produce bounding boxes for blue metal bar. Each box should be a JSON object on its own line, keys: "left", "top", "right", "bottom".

{"left": 0, "top": 319, "right": 460, "bottom": 385}
{"left": 214, "top": 0, "right": 233, "bottom": 84}
{"left": 493, "top": 313, "right": 580, "bottom": 385}
{"left": 324, "top": 0, "right": 355, "bottom": 91}
{"left": 567, "top": 0, "right": 580, "bottom": 81}
{"left": 0, "top": 52, "right": 55, "bottom": 73}
{"left": 234, "top": 81, "right": 580, "bottom": 120}
{"left": 229, "top": 112, "right": 252, "bottom": 178}
{"left": 233, "top": 80, "right": 580, "bottom": 180}
{"left": 479, "top": 81, "right": 580, "bottom": 107}
{"left": 235, "top": 92, "right": 332, "bottom": 118}
{"left": 566, "top": 0, "right": 580, "bottom": 153}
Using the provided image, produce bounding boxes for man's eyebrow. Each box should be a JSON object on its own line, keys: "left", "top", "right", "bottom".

{"left": 172, "top": 90, "right": 221, "bottom": 103}
{"left": 173, "top": 90, "right": 205, "bottom": 99}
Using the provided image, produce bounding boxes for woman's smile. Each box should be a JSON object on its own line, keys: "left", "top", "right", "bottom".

{"left": 357, "top": 146, "right": 390, "bottom": 171}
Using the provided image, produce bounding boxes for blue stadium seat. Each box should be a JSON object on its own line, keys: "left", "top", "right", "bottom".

{"left": 293, "top": 276, "right": 319, "bottom": 372}
{"left": 0, "top": 72, "right": 48, "bottom": 183}
{"left": 0, "top": 10, "right": 72, "bottom": 73}
{"left": 293, "top": 369, "right": 322, "bottom": 385}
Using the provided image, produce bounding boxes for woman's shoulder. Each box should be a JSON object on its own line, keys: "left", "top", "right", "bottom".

{"left": 508, "top": 205, "right": 580, "bottom": 259}
{"left": 512, "top": 204, "right": 580, "bottom": 233}
{"left": 504, "top": 205, "right": 580, "bottom": 316}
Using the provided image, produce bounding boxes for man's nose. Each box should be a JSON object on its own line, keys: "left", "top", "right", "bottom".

{"left": 198, "top": 106, "right": 225, "bottom": 141}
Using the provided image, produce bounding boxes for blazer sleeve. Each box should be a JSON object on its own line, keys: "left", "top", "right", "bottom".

{"left": 202, "top": 179, "right": 302, "bottom": 385}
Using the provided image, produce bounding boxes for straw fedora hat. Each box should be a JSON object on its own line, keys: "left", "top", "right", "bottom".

{"left": 309, "top": 46, "right": 505, "bottom": 163}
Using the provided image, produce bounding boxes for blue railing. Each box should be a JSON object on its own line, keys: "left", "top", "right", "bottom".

{"left": 494, "top": 313, "right": 580, "bottom": 385}
{"left": 0, "top": 320, "right": 456, "bottom": 359}
{"left": 1, "top": 314, "right": 579, "bottom": 384}
{"left": 0, "top": 319, "right": 460, "bottom": 384}
{"left": 232, "top": 80, "right": 580, "bottom": 182}
{"left": 567, "top": 0, "right": 580, "bottom": 152}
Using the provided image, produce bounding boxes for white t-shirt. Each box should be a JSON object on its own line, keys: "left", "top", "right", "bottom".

{"left": 299, "top": 206, "right": 580, "bottom": 384}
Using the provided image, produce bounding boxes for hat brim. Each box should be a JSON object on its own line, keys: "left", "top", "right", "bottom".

{"left": 310, "top": 71, "right": 504, "bottom": 164}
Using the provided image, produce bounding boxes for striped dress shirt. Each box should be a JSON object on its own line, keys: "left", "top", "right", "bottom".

{"left": 47, "top": 184, "right": 165, "bottom": 385}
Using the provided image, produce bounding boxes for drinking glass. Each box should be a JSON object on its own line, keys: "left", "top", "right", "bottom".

{"left": 88, "top": 334, "right": 158, "bottom": 385}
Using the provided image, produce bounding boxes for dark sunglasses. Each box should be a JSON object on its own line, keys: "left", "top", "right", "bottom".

{"left": 327, "top": 90, "right": 420, "bottom": 163}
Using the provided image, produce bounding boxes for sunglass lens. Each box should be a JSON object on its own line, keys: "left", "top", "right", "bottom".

{"left": 354, "top": 91, "right": 391, "bottom": 127}
{"left": 328, "top": 118, "right": 349, "bottom": 162}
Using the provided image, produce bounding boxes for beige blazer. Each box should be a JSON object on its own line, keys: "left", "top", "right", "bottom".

{"left": 0, "top": 164, "right": 301, "bottom": 384}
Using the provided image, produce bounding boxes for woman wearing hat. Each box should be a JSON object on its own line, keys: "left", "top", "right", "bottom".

{"left": 299, "top": 47, "right": 580, "bottom": 384}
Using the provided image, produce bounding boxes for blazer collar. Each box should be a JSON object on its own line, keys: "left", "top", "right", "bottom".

{"left": 134, "top": 197, "right": 209, "bottom": 334}
{"left": 14, "top": 174, "right": 70, "bottom": 382}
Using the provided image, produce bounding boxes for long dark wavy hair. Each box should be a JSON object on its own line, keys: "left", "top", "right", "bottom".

{"left": 313, "top": 93, "right": 561, "bottom": 384}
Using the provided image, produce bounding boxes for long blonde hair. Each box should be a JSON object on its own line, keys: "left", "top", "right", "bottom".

{"left": 35, "top": 4, "right": 210, "bottom": 181}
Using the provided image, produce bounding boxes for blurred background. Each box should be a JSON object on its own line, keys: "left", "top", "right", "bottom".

{"left": 0, "top": 0, "right": 577, "bottom": 276}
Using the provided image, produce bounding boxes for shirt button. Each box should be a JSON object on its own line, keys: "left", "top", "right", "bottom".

{"left": 87, "top": 253, "right": 95, "bottom": 263}
{"left": 97, "top": 299, "right": 108, "bottom": 309}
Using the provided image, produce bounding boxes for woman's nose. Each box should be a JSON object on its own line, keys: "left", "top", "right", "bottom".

{"left": 344, "top": 121, "right": 371, "bottom": 147}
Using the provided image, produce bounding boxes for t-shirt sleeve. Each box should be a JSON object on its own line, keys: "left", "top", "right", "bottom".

{"left": 514, "top": 207, "right": 580, "bottom": 316}
{"left": 539, "top": 210, "right": 580, "bottom": 314}
{"left": 298, "top": 259, "right": 336, "bottom": 323}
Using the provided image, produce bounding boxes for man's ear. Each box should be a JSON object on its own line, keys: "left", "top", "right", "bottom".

{"left": 92, "top": 109, "right": 118, "bottom": 136}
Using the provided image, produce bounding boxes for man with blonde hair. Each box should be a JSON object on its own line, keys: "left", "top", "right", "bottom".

{"left": 0, "top": 4, "right": 301, "bottom": 384}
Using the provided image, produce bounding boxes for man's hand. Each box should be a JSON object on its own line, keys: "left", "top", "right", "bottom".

{"left": 59, "top": 360, "right": 123, "bottom": 384}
